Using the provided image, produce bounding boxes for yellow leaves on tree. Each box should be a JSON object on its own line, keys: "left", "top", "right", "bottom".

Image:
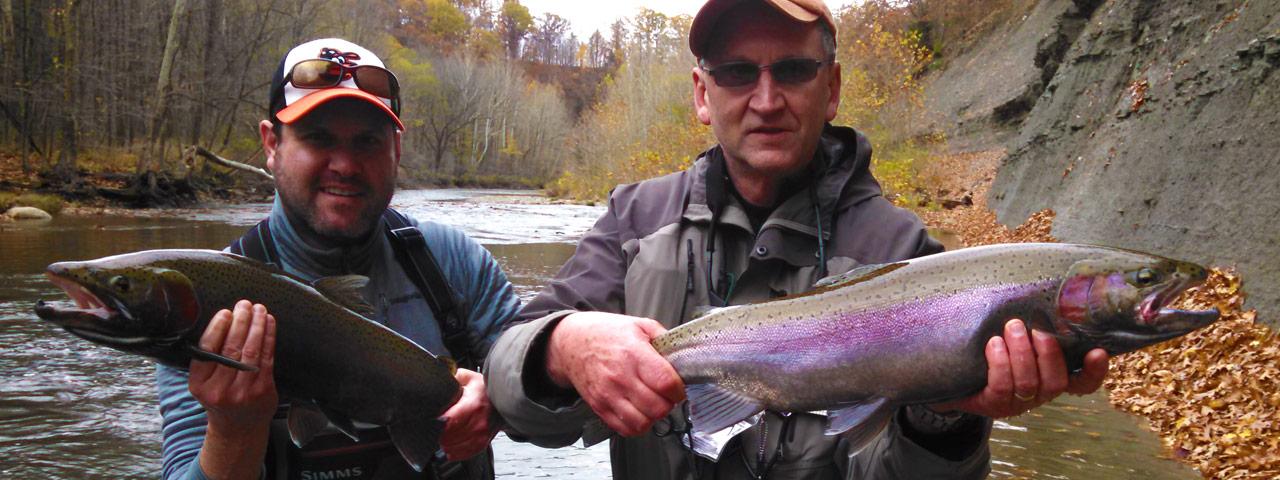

{"left": 395, "top": 0, "right": 469, "bottom": 54}
{"left": 834, "top": 3, "right": 933, "bottom": 132}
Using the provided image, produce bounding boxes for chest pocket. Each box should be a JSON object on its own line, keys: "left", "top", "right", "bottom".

{"left": 623, "top": 223, "right": 697, "bottom": 327}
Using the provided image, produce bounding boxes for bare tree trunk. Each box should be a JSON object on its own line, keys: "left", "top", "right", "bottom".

{"left": 189, "top": 0, "right": 217, "bottom": 146}
{"left": 476, "top": 116, "right": 491, "bottom": 172}
{"left": 140, "top": 0, "right": 189, "bottom": 177}
{"left": 52, "top": 0, "right": 79, "bottom": 184}
{"left": 1, "top": 0, "right": 13, "bottom": 41}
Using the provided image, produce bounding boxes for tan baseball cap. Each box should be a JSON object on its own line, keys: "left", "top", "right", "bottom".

{"left": 689, "top": 0, "right": 838, "bottom": 59}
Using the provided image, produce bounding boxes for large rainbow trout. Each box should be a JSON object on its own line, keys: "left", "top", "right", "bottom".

{"left": 32, "top": 249, "right": 459, "bottom": 472}
{"left": 650, "top": 243, "right": 1219, "bottom": 459}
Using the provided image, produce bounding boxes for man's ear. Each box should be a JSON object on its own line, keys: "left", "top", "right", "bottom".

{"left": 693, "top": 67, "right": 713, "bottom": 126}
{"left": 260, "top": 120, "right": 280, "bottom": 173}
{"left": 826, "top": 62, "right": 842, "bottom": 122}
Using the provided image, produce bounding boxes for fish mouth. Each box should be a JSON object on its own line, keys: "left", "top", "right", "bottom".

{"left": 35, "top": 272, "right": 152, "bottom": 347}
{"left": 1126, "top": 274, "right": 1219, "bottom": 344}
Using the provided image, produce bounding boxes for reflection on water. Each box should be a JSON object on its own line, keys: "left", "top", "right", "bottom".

{"left": 0, "top": 192, "right": 1197, "bottom": 479}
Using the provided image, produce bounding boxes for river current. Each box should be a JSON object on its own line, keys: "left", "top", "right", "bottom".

{"left": 0, "top": 189, "right": 1196, "bottom": 478}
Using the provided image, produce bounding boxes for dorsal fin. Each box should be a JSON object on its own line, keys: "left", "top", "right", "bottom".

{"left": 813, "top": 262, "right": 907, "bottom": 290}
{"left": 313, "top": 275, "right": 376, "bottom": 318}
{"left": 689, "top": 304, "right": 741, "bottom": 320}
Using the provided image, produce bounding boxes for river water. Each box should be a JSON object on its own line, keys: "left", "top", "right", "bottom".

{"left": 0, "top": 189, "right": 1198, "bottom": 479}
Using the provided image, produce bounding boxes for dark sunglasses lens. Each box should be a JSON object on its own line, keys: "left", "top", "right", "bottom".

{"left": 713, "top": 63, "right": 761, "bottom": 87}
{"left": 291, "top": 60, "right": 344, "bottom": 88}
{"left": 772, "top": 59, "right": 821, "bottom": 84}
{"left": 353, "top": 67, "right": 396, "bottom": 99}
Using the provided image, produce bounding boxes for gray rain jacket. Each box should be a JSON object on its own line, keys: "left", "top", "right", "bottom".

{"left": 486, "top": 125, "right": 993, "bottom": 479}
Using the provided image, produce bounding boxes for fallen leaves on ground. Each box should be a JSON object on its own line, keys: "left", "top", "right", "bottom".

{"left": 918, "top": 149, "right": 1279, "bottom": 479}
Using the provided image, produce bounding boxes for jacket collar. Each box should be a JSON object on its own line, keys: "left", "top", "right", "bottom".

{"left": 687, "top": 124, "right": 883, "bottom": 240}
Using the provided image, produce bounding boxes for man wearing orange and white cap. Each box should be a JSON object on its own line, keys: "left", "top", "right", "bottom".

{"left": 485, "top": 1, "right": 1111, "bottom": 478}
{"left": 157, "top": 38, "right": 521, "bottom": 480}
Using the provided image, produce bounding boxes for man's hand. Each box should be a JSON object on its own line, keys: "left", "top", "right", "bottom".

{"left": 932, "top": 319, "right": 1109, "bottom": 418}
{"left": 440, "top": 368, "right": 497, "bottom": 461}
{"left": 189, "top": 300, "right": 278, "bottom": 480}
{"left": 546, "top": 312, "right": 686, "bottom": 437}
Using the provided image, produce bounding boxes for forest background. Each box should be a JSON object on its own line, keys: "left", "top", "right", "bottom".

{"left": 0, "top": 0, "right": 1002, "bottom": 207}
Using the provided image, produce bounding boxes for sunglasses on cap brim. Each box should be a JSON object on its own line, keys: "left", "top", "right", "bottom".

{"left": 278, "top": 59, "right": 401, "bottom": 115}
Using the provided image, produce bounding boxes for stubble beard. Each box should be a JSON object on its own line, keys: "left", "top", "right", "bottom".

{"left": 276, "top": 171, "right": 393, "bottom": 247}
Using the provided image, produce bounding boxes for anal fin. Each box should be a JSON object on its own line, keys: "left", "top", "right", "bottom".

{"left": 686, "top": 383, "right": 764, "bottom": 436}
{"left": 388, "top": 416, "right": 446, "bottom": 472}
{"left": 825, "top": 397, "right": 894, "bottom": 454}
{"left": 316, "top": 404, "right": 361, "bottom": 442}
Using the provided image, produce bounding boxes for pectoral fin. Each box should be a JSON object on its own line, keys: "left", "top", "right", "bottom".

{"left": 185, "top": 343, "right": 257, "bottom": 372}
{"left": 686, "top": 383, "right": 764, "bottom": 436}
{"left": 388, "top": 416, "right": 446, "bottom": 472}
{"left": 825, "top": 397, "right": 894, "bottom": 454}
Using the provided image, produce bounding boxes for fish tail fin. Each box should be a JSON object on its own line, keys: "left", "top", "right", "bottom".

{"left": 388, "top": 416, "right": 446, "bottom": 472}
{"left": 824, "top": 396, "right": 894, "bottom": 454}
{"left": 686, "top": 383, "right": 764, "bottom": 436}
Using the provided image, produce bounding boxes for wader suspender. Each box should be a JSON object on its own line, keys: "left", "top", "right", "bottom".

{"left": 381, "top": 209, "right": 475, "bottom": 370}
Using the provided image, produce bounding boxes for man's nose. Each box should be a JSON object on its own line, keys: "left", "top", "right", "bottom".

{"left": 747, "top": 70, "right": 785, "bottom": 114}
{"left": 327, "top": 146, "right": 362, "bottom": 175}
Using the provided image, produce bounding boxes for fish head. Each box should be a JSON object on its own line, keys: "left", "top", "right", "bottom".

{"left": 34, "top": 255, "right": 201, "bottom": 357}
{"left": 1056, "top": 254, "right": 1219, "bottom": 355}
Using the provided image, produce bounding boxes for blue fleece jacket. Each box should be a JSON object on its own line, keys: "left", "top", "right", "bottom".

{"left": 156, "top": 199, "right": 521, "bottom": 479}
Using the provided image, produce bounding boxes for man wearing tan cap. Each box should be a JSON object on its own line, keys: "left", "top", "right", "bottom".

{"left": 485, "top": 1, "right": 1110, "bottom": 478}
{"left": 157, "top": 38, "right": 521, "bottom": 480}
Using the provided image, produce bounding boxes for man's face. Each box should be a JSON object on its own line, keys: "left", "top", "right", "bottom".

{"left": 693, "top": 3, "right": 841, "bottom": 183}
{"left": 260, "top": 99, "right": 401, "bottom": 245}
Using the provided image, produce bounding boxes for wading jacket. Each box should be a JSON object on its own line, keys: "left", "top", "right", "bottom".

{"left": 156, "top": 199, "right": 521, "bottom": 480}
{"left": 486, "top": 125, "right": 993, "bottom": 479}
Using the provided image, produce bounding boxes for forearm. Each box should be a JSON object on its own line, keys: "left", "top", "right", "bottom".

{"left": 485, "top": 311, "right": 593, "bottom": 447}
{"left": 196, "top": 419, "right": 270, "bottom": 480}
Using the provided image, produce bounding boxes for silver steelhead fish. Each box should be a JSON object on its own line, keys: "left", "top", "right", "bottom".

{"left": 32, "top": 249, "right": 459, "bottom": 472}
{"left": 650, "top": 243, "right": 1220, "bottom": 459}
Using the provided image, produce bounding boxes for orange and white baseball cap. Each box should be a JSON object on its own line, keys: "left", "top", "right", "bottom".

{"left": 268, "top": 38, "right": 403, "bottom": 130}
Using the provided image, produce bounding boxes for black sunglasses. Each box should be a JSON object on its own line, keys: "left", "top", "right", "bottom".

{"left": 700, "top": 58, "right": 830, "bottom": 88}
{"left": 281, "top": 59, "right": 401, "bottom": 114}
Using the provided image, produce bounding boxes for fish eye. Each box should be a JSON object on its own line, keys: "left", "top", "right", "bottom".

{"left": 110, "top": 275, "right": 130, "bottom": 292}
{"left": 1135, "top": 268, "right": 1158, "bottom": 286}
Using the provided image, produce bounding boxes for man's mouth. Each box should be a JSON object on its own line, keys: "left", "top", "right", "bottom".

{"left": 749, "top": 126, "right": 790, "bottom": 136}
{"left": 320, "top": 186, "right": 365, "bottom": 197}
